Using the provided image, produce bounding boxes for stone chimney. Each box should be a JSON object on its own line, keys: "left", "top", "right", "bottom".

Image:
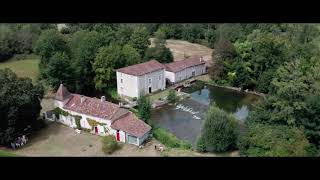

{"left": 81, "top": 95, "right": 85, "bottom": 104}
{"left": 101, "top": 96, "right": 106, "bottom": 102}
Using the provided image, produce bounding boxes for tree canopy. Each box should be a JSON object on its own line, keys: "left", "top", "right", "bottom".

{"left": 0, "top": 69, "right": 44, "bottom": 145}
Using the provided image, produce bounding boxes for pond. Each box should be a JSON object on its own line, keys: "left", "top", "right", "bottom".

{"left": 151, "top": 81, "right": 261, "bottom": 145}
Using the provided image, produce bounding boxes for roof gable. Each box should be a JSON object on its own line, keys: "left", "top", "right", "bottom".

{"left": 55, "top": 84, "right": 71, "bottom": 101}
{"left": 111, "top": 112, "right": 151, "bottom": 137}
{"left": 116, "top": 60, "right": 165, "bottom": 76}
{"left": 165, "top": 56, "right": 205, "bottom": 73}
{"left": 63, "top": 94, "right": 120, "bottom": 120}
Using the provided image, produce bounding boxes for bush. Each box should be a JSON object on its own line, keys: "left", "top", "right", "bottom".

{"left": 196, "top": 136, "right": 206, "bottom": 152}
{"left": 238, "top": 123, "right": 310, "bottom": 157}
{"left": 137, "top": 95, "right": 151, "bottom": 123}
{"left": 153, "top": 127, "right": 192, "bottom": 149}
{"left": 167, "top": 89, "right": 179, "bottom": 104}
{"left": 199, "top": 106, "right": 239, "bottom": 153}
{"left": 102, "top": 136, "right": 121, "bottom": 155}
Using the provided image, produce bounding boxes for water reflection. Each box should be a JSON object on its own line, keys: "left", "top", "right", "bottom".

{"left": 151, "top": 82, "right": 261, "bottom": 145}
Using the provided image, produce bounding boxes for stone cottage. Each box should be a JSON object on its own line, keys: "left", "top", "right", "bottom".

{"left": 116, "top": 60, "right": 166, "bottom": 98}
{"left": 53, "top": 84, "right": 151, "bottom": 146}
{"left": 164, "top": 56, "right": 206, "bottom": 83}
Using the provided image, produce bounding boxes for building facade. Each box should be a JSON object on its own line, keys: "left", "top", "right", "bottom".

{"left": 164, "top": 56, "right": 206, "bottom": 83}
{"left": 53, "top": 84, "right": 151, "bottom": 146}
{"left": 116, "top": 60, "right": 166, "bottom": 98}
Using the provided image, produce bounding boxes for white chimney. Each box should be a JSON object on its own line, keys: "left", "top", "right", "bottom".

{"left": 101, "top": 96, "right": 106, "bottom": 102}
{"left": 81, "top": 95, "right": 85, "bottom": 104}
{"left": 200, "top": 56, "right": 203, "bottom": 62}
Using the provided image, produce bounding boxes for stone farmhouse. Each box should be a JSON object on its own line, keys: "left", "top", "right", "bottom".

{"left": 164, "top": 56, "right": 206, "bottom": 83}
{"left": 116, "top": 60, "right": 166, "bottom": 98}
{"left": 53, "top": 84, "right": 151, "bottom": 146}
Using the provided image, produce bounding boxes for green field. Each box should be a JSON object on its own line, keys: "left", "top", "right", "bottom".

{"left": 0, "top": 150, "right": 18, "bottom": 157}
{"left": 0, "top": 56, "right": 40, "bottom": 83}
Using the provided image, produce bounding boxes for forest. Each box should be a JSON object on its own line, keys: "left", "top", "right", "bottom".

{"left": 0, "top": 23, "right": 320, "bottom": 156}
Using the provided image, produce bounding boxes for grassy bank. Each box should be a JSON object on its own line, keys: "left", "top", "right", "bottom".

{"left": 0, "top": 150, "right": 18, "bottom": 157}
{"left": 153, "top": 127, "right": 192, "bottom": 150}
{"left": 0, "top": 55, "right": 40, "bottom": 83}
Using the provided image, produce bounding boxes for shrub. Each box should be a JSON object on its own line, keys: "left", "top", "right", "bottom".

{"left": 153, "top": 127, "right": 191, "bottom": 149}
{"left": 167, "top": 89, "right": 179, "bottom": 104}
{"left": 102, "top": 136, "right": 121, "bottom": 155}
{"left": 199, "top": 106, "right": 239, "bottom": 153}
{"left": 238, "top": 123, "right": 310, "bottom": 157}
{"left": 196, "top": 136, "right": 206, "bottom": 152}
{"left": 137, "top": 95, "right": 151, "bottom": 123}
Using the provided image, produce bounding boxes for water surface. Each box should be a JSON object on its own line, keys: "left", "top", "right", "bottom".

{"left": 151, "top": 82, "right": 261, "bottom": 145}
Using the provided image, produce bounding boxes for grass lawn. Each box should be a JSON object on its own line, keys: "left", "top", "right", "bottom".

{"left": 0, "top": 55, "right": 40, "bottom": 83}
{"left": 150, "top": 38, "right": 213, "bottom": 61}
{"left": 147, "top": 88, "right": 171, "bottom": 103}
{"left": 0, "top": 150, "right": 18, "bottom": 157}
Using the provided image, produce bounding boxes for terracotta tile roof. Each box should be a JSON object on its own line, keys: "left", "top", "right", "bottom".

{"left": 165, "top": 56, "right": 206, "bottom": 73}
{"left": 111, "top": 112, "right": 151, "bottom": 137}
{"left": 55, "top": 84, "right": 71, "bottom": 101}
{"left": 63, "top": 94, "right": 120, "bottom": 120}
{"left": 116, "top": 60, "right": 165, "bottom": 76}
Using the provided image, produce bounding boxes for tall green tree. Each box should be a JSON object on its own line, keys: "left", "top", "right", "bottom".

{"left": 92, "top": 45, "right": 122, "bottom": 92}
{"left": 69, "top": 30, "right": 105, "bottom": 94}
{"left": 238, "top": 123, "right": 310, "bottom": 157}
{"left": 137, "top": 95, "right": 151, "bottom": 123}
{"left": 197, "top": 106, "right": 238, "bottom": 153}
{"left": 34, "top": 29, "right": 68, "bottom": 64}
{"left": 122, "top": 44, "right": 141, "bottom": 66}
{"left": 46, "top": 52, "right": 75, "bottom": 91}
{"left": 0, "top": 69, "right": 44, "bottom": 145}
{"left": 129, "top": 26, "right": 150, "bottom": 57}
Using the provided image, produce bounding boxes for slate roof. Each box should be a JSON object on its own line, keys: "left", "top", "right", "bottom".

{"left": 116, "top": 60, "right": 165, "bottom": 76}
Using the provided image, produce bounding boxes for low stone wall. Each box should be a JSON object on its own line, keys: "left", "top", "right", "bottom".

{"left": 206, "top": 84, "right": 266, "bottom": 97}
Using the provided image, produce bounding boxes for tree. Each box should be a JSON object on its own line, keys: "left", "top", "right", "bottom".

{"left": 34, "top": 29, "right": 68, "bottom": 64}
{"left": 129, "top": 26, "right": 150, "bottom": 57}
{"left": 46, "top": 52, "right": 75, "bottom": 91}
{"left": 209, "top": 35, "right": 235, "bottom": 82}
{"left": 137, "top": 95, "right": 151, "bottom": 123}
{"left": 115, "top": 25, "right": 134, "bottom": 46}
{"left": 167, "top": 89, "right": 179, "bottom": 104}
{"left": 238, "top": 123, "right": 310, "bottom": 157}
{"left": 153, "top": 30, "right": 166, "bottom": 47}
{"left": 92, "top": 45, "right": 122, "bottom": 92}
{"left": 122, "top": 44, "right": 141, "bottom": 66}
{"left": 143, "top": 46, "right": 173, "bottom": 63}
{"left": 197, "top": 106, "right": 238, "bottom": 152}
{"left": 300, "top": 95, "right": 320, "bottom": 149}
{"left": 0, "top": 69, "right": 44, "bottom": 145}
{"left": 69, "top": 30, "right": 105, "bottom": 94}
{"left": 0, "top": 25, "right": 14, "bottom": 61}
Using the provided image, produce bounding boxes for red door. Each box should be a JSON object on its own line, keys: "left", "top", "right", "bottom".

{"left": 116, "top": 131, "right": 120, "bottom": 141}
{"left": 95, "top": 127, "right": 98, "bottom": 134}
